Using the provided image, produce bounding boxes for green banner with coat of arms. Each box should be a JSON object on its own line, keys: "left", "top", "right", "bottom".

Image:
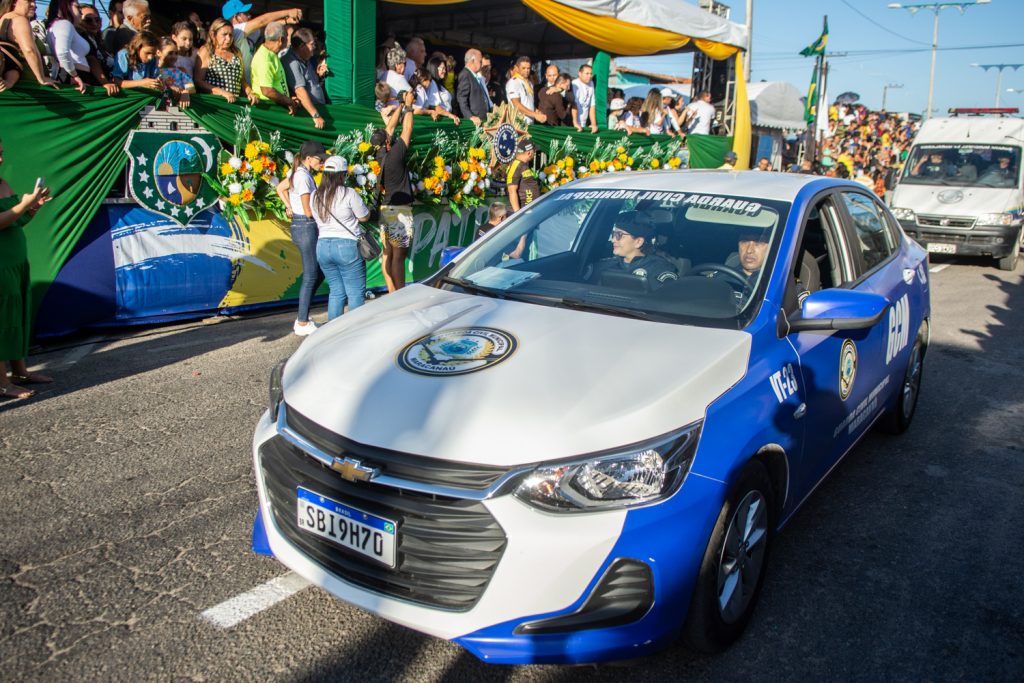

{"left": 124, "top": 131, "right": 223, "bottom": 226}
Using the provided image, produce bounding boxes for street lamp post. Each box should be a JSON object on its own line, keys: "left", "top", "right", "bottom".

{"left": 971, "top": 64, "right": 1024, "bottom": 107}
{"left": 882, "top": 83, "right": 904, "bottom": 111}
{"left": 888, "top": 0, "right": 990, "bottom": 120}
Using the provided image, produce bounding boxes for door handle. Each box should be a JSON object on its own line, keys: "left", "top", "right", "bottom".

{"left": 793, "top": 403, "right": 807, "bottom": 420}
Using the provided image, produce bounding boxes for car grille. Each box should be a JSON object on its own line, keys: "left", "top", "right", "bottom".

{"left": 259, "top": 435, "right": 508, "bottom": 611}
{"left": 284, "top": 404, "right": 508, "bottom": 489}
{"left": 917, "top": 214, "right": 975, "bottom": 229}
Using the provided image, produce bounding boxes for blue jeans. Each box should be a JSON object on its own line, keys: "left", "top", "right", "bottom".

{"left": 290, "top": 216, "right": 323, "bottom": 322}
{"left": 316, "top": 238, "right": 365, "bottom": 320}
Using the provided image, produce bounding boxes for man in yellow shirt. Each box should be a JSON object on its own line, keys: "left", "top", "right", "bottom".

{"left": 250, "top": 21, "right": 294, "bottom": 114}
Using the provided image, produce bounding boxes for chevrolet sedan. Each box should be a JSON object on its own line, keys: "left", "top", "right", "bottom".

{"left": 251, "top": 171, "right": 931, "bottom": 664}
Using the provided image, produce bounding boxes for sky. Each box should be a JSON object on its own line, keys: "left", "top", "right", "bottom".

{"left": 617, "top": 0, "right": 1024, "bottom": 114}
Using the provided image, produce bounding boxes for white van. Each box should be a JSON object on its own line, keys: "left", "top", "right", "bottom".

{"left": 890, "top": 110, "right": 1023, "bottom": 270}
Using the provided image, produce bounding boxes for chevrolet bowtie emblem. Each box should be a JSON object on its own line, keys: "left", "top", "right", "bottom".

{"left": 330, "top": 457, "right": 378, "bottom": 482}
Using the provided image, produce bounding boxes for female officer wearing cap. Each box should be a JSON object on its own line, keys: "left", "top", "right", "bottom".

{"left": 311, "top": 156, "right": 371, "bottom": 321}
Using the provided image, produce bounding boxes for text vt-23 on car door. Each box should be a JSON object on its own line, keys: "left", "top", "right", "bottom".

{"left": 251, "top": 171, "right": 930, "bottom": 665}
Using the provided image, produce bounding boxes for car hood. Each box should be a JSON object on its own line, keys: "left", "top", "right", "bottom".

{"left": 891, "top": 183, "right": 1021, "bottom": 217}
{"left": 282, "top": 285, "right": 751, "bottom": 466}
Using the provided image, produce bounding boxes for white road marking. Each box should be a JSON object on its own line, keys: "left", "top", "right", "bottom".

{"left": 37, "top": 341, "right": 102, "bottom": 372}
{"left": 929, "top": 264, "right": 950, "bottom": 273}
{"left": 201, "top": 572, "right": 311, "bottom": 628}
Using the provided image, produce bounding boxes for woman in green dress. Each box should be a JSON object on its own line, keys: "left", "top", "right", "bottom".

{"left": 0, "top": 137, "right": 52, "bottom": 399}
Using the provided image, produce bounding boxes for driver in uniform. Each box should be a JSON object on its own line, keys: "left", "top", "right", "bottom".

{"left": 589, "top": 212, "right": 678, "bottom": 289}
{"left": 977, "top": 152, "right": 1017, "bottom": 187}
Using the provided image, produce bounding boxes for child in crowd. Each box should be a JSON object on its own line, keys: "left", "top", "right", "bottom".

{"left": 112, "top": 31, "right": 161, "bottom": 90}
{"left": 157, "top": 37, "right": 195, "bottom": 107}
{"left": 375, "top": 80, "right": 397, "bottom": 122}
{"left": 169, "top": 21, "right": 197, "bottom": 80}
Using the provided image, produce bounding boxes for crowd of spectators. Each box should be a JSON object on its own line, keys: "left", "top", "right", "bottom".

{"left": 0, "top": 0, "right": 329, "bottom": 123}
{"left": 372, "top": 35, "right": 718, "bottom": 139}
{"left": 783, "top": 103, "right": 920, "bottom": 197}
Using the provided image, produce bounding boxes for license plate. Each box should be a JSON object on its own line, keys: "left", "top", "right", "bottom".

{"left": 296, "top": 487, "right": 397, "bottom": 568}
{"left": 927, "top": 242, "right": 957, "bottom": 254}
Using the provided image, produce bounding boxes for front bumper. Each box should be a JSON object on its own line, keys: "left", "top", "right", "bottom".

{"left": 250, "top": 408, "right": 726, "bottom": 664}
{"left": 900, "top": 220, "right": 1021, "bottom": 258}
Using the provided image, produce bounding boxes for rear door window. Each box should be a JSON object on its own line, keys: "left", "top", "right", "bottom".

{"left": 839, "top": 192, "right": 898, "bottom": 273}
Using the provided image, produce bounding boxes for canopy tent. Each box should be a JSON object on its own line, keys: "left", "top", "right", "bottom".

{"left": 747, "top": 81, "right": 808, "bottom": 132}
{"left": 325, "top": 0, "right": 750, "bottom": 164}
{"left": 376, "top": 0, "right": 746, "bottom": 58}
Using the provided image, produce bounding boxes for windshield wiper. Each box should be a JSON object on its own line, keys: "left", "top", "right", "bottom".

{"left": 555, "top": 297, "right": 652, "bottom": 320}
{"left": 439, "top": 276, "right": 506, "bottom": 298}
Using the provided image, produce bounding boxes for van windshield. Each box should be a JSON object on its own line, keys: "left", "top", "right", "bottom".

{"left": 900, "top": 144, "right": 1021, "bottom": 188}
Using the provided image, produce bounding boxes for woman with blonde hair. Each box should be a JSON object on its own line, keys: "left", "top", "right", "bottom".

{"left": 640, "top": 89, "right": 668, "bottom": 136}
{"left": 195, "top": 17, "right": 258, "bottom": 104}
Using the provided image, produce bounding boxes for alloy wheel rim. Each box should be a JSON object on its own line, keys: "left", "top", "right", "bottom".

{"left": 902, "top": 343, "right": 922, "bottom": 419}
{"left": 716, "top": 490, "right": 768, "bottom": 624}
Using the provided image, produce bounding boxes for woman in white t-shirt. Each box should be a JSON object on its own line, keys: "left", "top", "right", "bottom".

{"left": 275, "top": 140, "right": 326, "bottom": 335}
{"left": 313, "top": 156, "right": 371, "bottom": 321}
{"left": 412, "top": 66, "right": 460, "bottom": 125}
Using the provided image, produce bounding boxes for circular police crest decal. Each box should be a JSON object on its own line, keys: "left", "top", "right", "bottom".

{"left": 839, "top": 339, "right": 857, "bottom": 401}
{"left": 494, "top": 123, "right": 518, "bottom": 164}
{"left": 398, "top": 327, "right": 518, "bottom": 377}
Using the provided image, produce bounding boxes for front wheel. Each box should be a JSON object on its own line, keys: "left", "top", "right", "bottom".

{"left": 996, "top": 227, "right": 1022, "bottom": 271}
{"left": 683, "top": 460, "right": 774, "bottom": 653}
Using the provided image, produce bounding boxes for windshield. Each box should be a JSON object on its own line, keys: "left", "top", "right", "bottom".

{"left": 443, "top": 188, "right": 790, "bottom": 328}
{"left": 900, "top": 143, "right": 1021, "bottom": 188}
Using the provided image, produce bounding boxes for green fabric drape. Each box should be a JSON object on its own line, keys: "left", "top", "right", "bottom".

{"left": 182, "top": 93, "right": 680, "bottom": 158}
{"left": 0, "top": 83, "right": 161, "bottom": 316}
{"left": 687, "top": 134, "right": 734, "bottom": 169}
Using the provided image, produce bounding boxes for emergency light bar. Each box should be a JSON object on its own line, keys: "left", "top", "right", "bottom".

{"left": 948, "top": 107, "right": 1019, "bottom": 116}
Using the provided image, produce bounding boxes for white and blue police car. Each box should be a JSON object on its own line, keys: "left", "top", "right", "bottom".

{"left": 252, "top": 170, "right": 931, "bottom": 664}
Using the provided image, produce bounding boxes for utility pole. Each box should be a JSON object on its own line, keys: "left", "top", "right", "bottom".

{"left": 744, "top": 0, "right": 752, "bottom": 81}
{"left": 882, "top": 83, "right": 903, "bottom": 111}
{"left": 971, "top": 64, "right": 1024, "bottom": 107}
{"left": 888, "top": 1, "right": 991, "bottom": 121}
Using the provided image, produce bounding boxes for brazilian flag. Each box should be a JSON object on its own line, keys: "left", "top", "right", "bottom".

{"left": 804, "top": 66, "right": 818, "bottom": 124}
{"left": 800, "top": 20, "right": 829, "bottom": 57}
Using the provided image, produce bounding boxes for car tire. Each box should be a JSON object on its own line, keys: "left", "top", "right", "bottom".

{"left": 683, "top": 460, "right": 774, "bottom": 653}
{"left": 877, "top": 335, "right": 924, "bottom": 435}
{"left": 996, "top": 228, "right": 1022, "bottom": 271}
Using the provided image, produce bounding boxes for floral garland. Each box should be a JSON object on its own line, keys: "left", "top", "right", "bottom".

{"left": 204, "top": 108, "right": 290, "bottom": 228}
{"left": 202, "top": 108, "right": 692, "bottom": 226}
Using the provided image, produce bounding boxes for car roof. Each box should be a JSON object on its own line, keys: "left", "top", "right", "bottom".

{"left": 912, "top": 116, "right": 1024, "bottom": 145}
{"left": 563, "top": 170, "right": 834, "bottom": 203}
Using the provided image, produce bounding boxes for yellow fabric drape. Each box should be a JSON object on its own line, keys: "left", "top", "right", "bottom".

{"left": 383, "top": 0, "right": 739, "bottom": 60}
{"left": 731, "top": 51, "right": 751, "bottom": 170}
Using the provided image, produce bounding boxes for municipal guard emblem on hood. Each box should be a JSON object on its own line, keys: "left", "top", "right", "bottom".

{"left": 936, "top": 189, "right": 964, "bottom": 204}
{"left": 398, "top": 327, "right": 518, "bottom": 377}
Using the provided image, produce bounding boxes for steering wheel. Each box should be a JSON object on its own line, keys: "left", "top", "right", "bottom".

{"left": 691, "top": 263, "right": 750, "bottom": 289}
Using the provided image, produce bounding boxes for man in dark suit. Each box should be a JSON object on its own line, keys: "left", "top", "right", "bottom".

{"left": 456, "top": 48, "right": 490, "bottom": 126}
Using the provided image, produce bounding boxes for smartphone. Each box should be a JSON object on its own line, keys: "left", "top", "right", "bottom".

{"left": 34, "top": 176, "right": 45, "bottom": 191}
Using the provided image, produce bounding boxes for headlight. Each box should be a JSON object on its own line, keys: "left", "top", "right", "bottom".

{"left": 891, "top": 207, "right": 916, "bottom": 221}
{"left": 268, "top": 360, "right": 286, "bottom": 421}
{"left": 513, "top": 422, "right": 702, "bottom": 512}
{"left": 976, "top": 213, "right": 1018, "bottom": 226}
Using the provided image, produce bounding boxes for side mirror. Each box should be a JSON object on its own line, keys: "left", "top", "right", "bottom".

{"left": 787, "top": 289, "right": 889, "bottom": 333}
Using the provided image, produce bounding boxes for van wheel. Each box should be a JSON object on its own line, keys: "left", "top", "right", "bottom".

{"left": 684, "top": 461, "right": 774, "bottom": 653}
{"left": 997, "top": 228, "right": 1021, "bottom": 271}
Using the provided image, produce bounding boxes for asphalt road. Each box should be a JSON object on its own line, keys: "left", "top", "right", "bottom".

{"left": 1, "top": 256, "right": 1021, "bottom": 682}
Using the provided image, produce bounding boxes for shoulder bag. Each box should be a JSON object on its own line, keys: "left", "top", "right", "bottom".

{"left": 328, "top": 189, "right": 382, "bottom": 262}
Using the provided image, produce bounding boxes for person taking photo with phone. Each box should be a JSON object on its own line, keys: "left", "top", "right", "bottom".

{"left": 0, "top": 138, "right": 53, "bottom": 399}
